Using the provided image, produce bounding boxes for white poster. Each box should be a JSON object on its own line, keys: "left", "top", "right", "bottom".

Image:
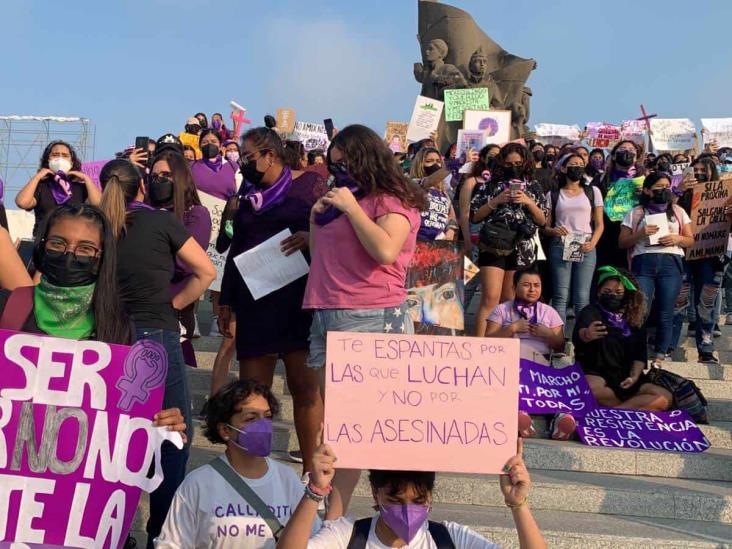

{"left": 650, "top": 118, "right": 697, "bottom": 151}
{"left": 701, "top": 118, "right": 732, "bottom": 148}
{"left": 406, "top": 95, "right": 444, "bottom": 143}
{"left": 463, "top": 110, "right": 512, "bottom": 145}
{"left": 198, "top": 191, "right": 227, "bottom": 292}
{"left": 534, "top": 123, "right": 581, "bottom": 144}
{"left": 621, "top": 120, "right": 648, "bottom": 147}
{"left": 291, "top": 121, "right": 330, "bottom": 151}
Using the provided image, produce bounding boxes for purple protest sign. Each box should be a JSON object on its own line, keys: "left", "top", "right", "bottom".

{"left": 81, "top": 160, "right": 110, "bottom": 189}
{"left": 0, "top": 330, "right": 182, "bottom": 547}
{"left": 519, "top": 359, "right": 596, "bottom": 416}
{"left": 577, "top": 407, "right": 711, "bottom": 453}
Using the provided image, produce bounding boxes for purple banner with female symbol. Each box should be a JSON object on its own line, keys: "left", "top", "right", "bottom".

{"left": 577, "top": 407, "right": 710, "bottom": 453}
{"left": 519, "top": 359, "right": 596, "bottom": 416}
{"left": 0, "top": 329, "right": 182, "bottom": 547}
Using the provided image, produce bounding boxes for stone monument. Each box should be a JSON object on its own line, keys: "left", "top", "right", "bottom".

{"left": 414, "top": 0, "right": 537, "bottom": 146}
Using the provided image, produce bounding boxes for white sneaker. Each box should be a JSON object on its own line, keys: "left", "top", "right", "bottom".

{"left": 209, "top": 315, "right": 221, "bottom": 337}
{"left": 193, "top": 315, "right": 201, "bottom": 338}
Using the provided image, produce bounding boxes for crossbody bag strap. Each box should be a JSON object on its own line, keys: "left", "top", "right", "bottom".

{"left": 428, "top": 520, "right": 457, "bottom": 549}
{"left": 209, "top": 458, "right": 284, "bottom": 540}
{"left": 346, "top": 518, "right": 373, "bottom": 549}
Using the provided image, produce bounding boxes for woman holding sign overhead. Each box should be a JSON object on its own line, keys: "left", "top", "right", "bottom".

{"left": 619, "top": 172, "right": 693, "bottom": 365}
{"left": 218, "top": 127, "right": 328, "bottom": 474}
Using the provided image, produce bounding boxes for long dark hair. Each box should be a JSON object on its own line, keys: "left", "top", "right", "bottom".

{"left": 39, "top": 140, "right": 83, "bottom": 171}
{"left": 492, "top": 142, "right": 534, "bottom": 182}
{"left": 99, "top": 159, "right": 143, "bottom": 238}
{"left": 470, "top": 143, "right": 500, "bottom": 179}
{"left": 597, "top": 268, "right": 645, "bottom": 328}
{"left": 693, "top": 157, "right": 719, "bottom": 182}
{"left": 152, "top": 151, "right": 201, "bottom": 222}
{"left": 607, "top": 140, "right": 645, "bottom": 178}
{"left": 33, "top": 204, "right": 131, "bottom": 344}
{"left": 328, "top": 124, "right": 427, "bottom": 210}
{"left": 639, "top": 172, "right": 676, "bottom": 221}
{"left": 242, "top": 127, "right": 285, "bottom": 161}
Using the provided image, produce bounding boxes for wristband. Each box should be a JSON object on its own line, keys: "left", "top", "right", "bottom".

{"left": 307, "top": 481, "right": 332, "bottom": 497}
{"left": 505, "top": 495, "right": 528, "bottom": 509}
{"left": 304, "top": 483, "right": 327, "bottom": 503}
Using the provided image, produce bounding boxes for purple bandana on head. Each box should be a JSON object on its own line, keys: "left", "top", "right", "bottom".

{"left": 244, "top": 166, "right": 293, "bottom": 214}
{"left": 597, "top": 305, "right": 631, "bottom": 337}
{"left": 50, "top": 171, "right": 74, "bottom": 205}
{"left": 202, "top": 155, "right": 223, "bottom": 173}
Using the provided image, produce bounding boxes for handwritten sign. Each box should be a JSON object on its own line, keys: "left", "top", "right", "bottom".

{"left": 444, "top": 88, "right": 490, "bottom": 122}
{"left": 80, "top": 160, "right": 110, "bottom": 189}
{"left": 534, "top": 123, "right": 581, "bottom": 146}
{"left": 519, "top": 360, "right": 596, "bottom": 416}
{"left": 463, "top": 110, "right": 511, "bottom": 145}
{"left": 686, "top": 177, "right": 732, "bottom": 260}
{"left": 276, "top": 108, "right": 296, "bottom": 134}
{"left": 198, "top": 191, "right": 227, "bottom": 291}
{"left": 577, "top": 408, "right": 710, "bottom": 453}
{"left": 650, "top": 118, "right": 697, "bottom": 151}
{"left": 406, "top": 95, "right": 444, "bottom": 143}
{"left": 0, "top": 330, "right": 180, "bottom": 547}
{"left": 291, "top": 121, "right": 330, "bottom": 152}
{"left": 701, "top": 118, "right": 732, "bottom": 148}
{"left": 385, "top": 122, "right": 408, "bottom": 153}
{"left": 585, "top": 122, "right": 621, "bottom": 149}
{"left": 604, "top": 176, "right": 645, "bottom": 222}
{"left": 324, "top": 332, "right": 519, "bottom": 474}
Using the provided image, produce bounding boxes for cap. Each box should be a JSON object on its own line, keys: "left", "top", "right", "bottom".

{"left": 155, "top": 133, "right": 183, "bottom": 155}
{"left": 186, "top": 117, "right": 200, "bottom": 126}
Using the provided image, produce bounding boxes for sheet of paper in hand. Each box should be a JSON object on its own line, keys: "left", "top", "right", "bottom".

{"left": 519, "top": 359, "right": 596, "bottom": 416}
{"left": 407, "top": 96, "right": 444, "bottom": 143}
{"left": 233, "top": 228, "right": 310, "bottom": 300}
{"left": 604, "top": 176, "right": 645, "bottom": 222}
{"left": 324, "top": 332, "right": 519, "bottom": 474}
{"left": 562, "top": 233, "right": 589, "bottom": 262}
{"left": 576, "top": 407, "right": 710, "bottom": 453}
{"left": 644, "top": 213, "right": 670, "bottom": 246}
{"left": 0, "top": 330, "right": 180, "bottom": 547}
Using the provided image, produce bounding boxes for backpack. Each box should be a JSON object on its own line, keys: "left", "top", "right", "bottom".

{"left": 0, "top": 286, "right": 34, "bottom": 330}
{"left": 346, "top": 518, "right": 455, "bottom": 549}
{"left": 646, "top": 366, "right": 709, "bottom": 424}
{"left": 549, "top": 186, "right": 596, "bottom": 228}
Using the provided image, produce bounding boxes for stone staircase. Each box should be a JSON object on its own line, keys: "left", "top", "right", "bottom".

{"left": 130, "top": 316, "right": 732, "bottom": 548}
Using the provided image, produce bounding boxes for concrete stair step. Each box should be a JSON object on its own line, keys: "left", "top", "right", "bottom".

{"left": 709, "top": 399, "right": 732, "bottom": 422}
{"left": 662, "top": 361, "right": 732, "bottom": 381}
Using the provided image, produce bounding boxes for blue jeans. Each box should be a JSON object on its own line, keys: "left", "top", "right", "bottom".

{"left": 631, "top": 253, "right": 683, "bottom": 357}
{"left": 549, "top": 239, "right": 596, "bottom": 325}
{"left": 672, "top": 258, "right": 724, "bottom": 354}
{"left": 135, "top": 328, "right": 192, "bottom": 549}
{"left": 724, "top": 261, "right": 732, "bottom": 314}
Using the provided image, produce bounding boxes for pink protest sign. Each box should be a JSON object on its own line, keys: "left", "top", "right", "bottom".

{"left": 585, "top": 122, "right": 621, "bottom": 149}
{"left": 0, "top": 330, "right": 180, "bottom": 547}
{"left": 81, "top": 160, "right": 110, "bottom": 189}
{"left": 324, "top": 332, "right": 519, "bottom": 474}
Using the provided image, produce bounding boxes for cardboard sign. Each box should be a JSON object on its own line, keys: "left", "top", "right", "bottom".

{"left": 701, "top": 118, "right": 732, "bottom": 148}
{"left": 0, "top": 330, "right": 180, "bottom": 546}
{"left": 585, "top": 122, "right": 621, "bottom": 149}
{"left": 406, "top": 96, "right": 444, "bottom": 143}
{"left": 385, "top": 122, "right": 408, "bottom": 153}
{"left": 604, "top": 176, "right": 645, "bottom": 222}
{"left": 406, "top": 241, "right": 464, "bottom": 335}
{"left": 519, "top": 360, "right": 596, "bottom": 416}
{"left": 324, "top": 332, "right": 519, "bottom": 474}
{"left": 456, "top": 129, "right": 487, "bottom": 160}
{"left": 686, "top": 177, "right": 732, "bottom": 260}
{"left": 198, "top": 191, "right": 227, "bottom": 292}
{"left": 291, "top": 121, "right": 330, "bottom": 151}
{"left": 463, "top": 110, "right": 511, "bottom": 145}
{"left": 650, "top": 118, "right": 697, "bottom": 151}
{"left": 276, "top": 108, "right": 296, "bottom": 134}
{"left": 444, "top": 88, "right": 490, "bottom": 122}
{"left": 80, "top": 160, "right": 110, "bottom": 189}
{"left": 577, "top": 408, "right": 710, "bottom": 453}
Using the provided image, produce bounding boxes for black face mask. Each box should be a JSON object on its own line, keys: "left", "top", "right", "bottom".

{"left": 532, "top": 150, "right": 544, "bottom": 162}
{"left": 696, "top": 173, "right": 708, "bottom": 183}
{"left": 598, "top": 292, "right": 624, "bottom": 312}
{"left": 566, "top": 166, "right": 585, "bottom": 182}
{"left": 503, "top": 165, "right": 523, "bottom": 180}
{"left": 241, "top": 160, "right": 267, "bottom": 185}
{"left": 651, "top": 188, "right": 673, "bottom": 204}
{"left": 544, "top": 154, "right": 556, "bottom": 164}
{"left": 656, "top": 161, "right": 671, "bottom": 173}
{"left": 41, "top": 250, "right": 99, "bottom": 287}
{"left": 201, "top": 143, "right": 220, "bottom": 160}
{"left": 149, "top": 176, "right": 174, "bottom": 207}
{"left": 185, "top": 124, "right": 201, "bottom": 134}
{"left": 615, "top": 150, "right": 635, "bottom": 168}
{"left": 423, "top": 163, "right": 442, "bottom": 176}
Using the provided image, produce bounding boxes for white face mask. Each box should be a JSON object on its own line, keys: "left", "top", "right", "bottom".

{"left": 49, "top": 157, "right": 72, "bottom": 173}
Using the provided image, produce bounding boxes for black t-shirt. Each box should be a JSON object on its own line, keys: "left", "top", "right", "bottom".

{"left": 32, "top": 177, "right": 89, "bottom": 235}
{"left": 116, "top": 209, "right": 190, "bottom": 331}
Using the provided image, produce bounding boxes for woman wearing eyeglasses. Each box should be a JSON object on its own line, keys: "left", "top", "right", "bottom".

{"left": 217, "top": 127, "right": 328, "bottom": 476}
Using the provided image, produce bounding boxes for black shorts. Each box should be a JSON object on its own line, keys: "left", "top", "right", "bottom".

{"left": 478, "top": 249, "right": 519, "bottom": 270}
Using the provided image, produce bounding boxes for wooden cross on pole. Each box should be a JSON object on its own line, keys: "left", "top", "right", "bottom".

{"left": 636, "top": 104, "right": 657, "bottom": 134}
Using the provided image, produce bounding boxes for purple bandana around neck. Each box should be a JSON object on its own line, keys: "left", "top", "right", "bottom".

{"left": 597, "top": 305, "right": 631, "bottom": 337}
{"left": 127, "top": 200, "right": 156, "bottom": 211}
{"left": 50, "top": 171, "right": 74, "bottom": 205}
{"left": 646, "top": 202, "right": 669, "bottom": 214}
{"left": 202, "top": 155, "right": 223, "bottom": 173}
{"left": 610, "top": 165, "right": 637, "bottom": 182}
{"left": 514, "top": 299, "right": 538, "bottom": 324}
{"left": 244, "top": 166, "right": 293, "bottom": 214}
{"left": 313, "top": 173, "right": 364, "bottom": 226}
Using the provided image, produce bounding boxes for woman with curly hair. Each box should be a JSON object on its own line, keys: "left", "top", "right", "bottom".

{"left": 573, "top": 266, "right": 672, "bottom": 411}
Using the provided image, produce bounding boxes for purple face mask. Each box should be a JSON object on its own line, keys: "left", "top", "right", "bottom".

{"left": 227, "top": 418, "right": 273, "bottom": 457}
{"left": 379, "top": 503, "right": 430, "bottom": 543}
{"left": 590, "top": 157, "right": 605, "bottom": 171}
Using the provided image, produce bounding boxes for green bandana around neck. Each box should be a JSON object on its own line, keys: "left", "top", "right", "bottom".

{"left": 33, "top": 277, "right": 96, "bottom": 340}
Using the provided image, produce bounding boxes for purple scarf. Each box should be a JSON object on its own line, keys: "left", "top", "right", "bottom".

{"left": 645, "top": 202, "right": 669, "bottom": 214}
{"left": 244, "top": 166, "right": 293, "bottom": 214}
{"left": 514, "top": 299, "right": 538, "bottom": 324}
{"left": 314, "top": 172, "right": 364, "bottom": 226}
{"left": 202, "top": 155, "right": 223, "bottom": 173}
{"left": 50, "top": 171, "right": 74, "bottom": 205}
{"left": 597, "top": 305, "right": 631, "bottom": 337}
{"left": 610, "top": 165, "right": 637, "bottom": 182}
{"left": 127, "top": 200, "right": 156, "bottom": 211}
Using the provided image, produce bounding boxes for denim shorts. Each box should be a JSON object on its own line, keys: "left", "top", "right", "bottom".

{"left": 306, "top": 303, "right": 413, "bottom": 369}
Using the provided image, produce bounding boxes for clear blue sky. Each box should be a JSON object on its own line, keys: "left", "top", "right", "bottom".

{"left": 2, "top": 0, "right": 731, "bottom": 197}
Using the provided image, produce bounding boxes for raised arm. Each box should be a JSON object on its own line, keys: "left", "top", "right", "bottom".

{"left": 15, "top": 168, "right": 54, "bottom": 209}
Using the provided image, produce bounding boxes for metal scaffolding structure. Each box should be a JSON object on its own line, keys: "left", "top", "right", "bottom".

{"left": 0, "top": 115, "right": 96, "bottom": 195}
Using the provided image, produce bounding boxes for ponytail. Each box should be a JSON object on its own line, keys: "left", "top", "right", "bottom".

{"left": 99, "top": 159, "right": 143, "bottom": 238}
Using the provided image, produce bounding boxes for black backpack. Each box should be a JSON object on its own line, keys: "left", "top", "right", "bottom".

{"left": 346, "top": 518, "right": 455, "bottom": 549}
{"left": 549, "top": 185, "right": 596, "bottom": 228}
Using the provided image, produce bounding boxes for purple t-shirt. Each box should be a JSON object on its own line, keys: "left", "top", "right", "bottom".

{"left": 488, "top": 300, "right": 563, "bottom": 355}
{"left": 190, "top": 159, "right": 238, "bottom": 201}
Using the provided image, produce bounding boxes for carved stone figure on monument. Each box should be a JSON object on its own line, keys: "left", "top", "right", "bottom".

{"left": 413, "top": 38, "right": 467, "bottom": 101}
{"left": 511, "top": 86, "right": 532, "bottom": 139}
{"left": 465, "top": 47, "right": 504, "bottom": 109}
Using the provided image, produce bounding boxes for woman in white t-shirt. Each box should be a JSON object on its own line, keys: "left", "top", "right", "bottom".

{"left": 543, "top": 153, "right": 605, "bottom": 325}
{"left": 156, "top": 380, "right": 322, "bottom": 548}
{"left": 276, "top": 439, "right": 546, "bottom": 549}
{"left": 618, "top": 172, "right": 693, "bottom": 365}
